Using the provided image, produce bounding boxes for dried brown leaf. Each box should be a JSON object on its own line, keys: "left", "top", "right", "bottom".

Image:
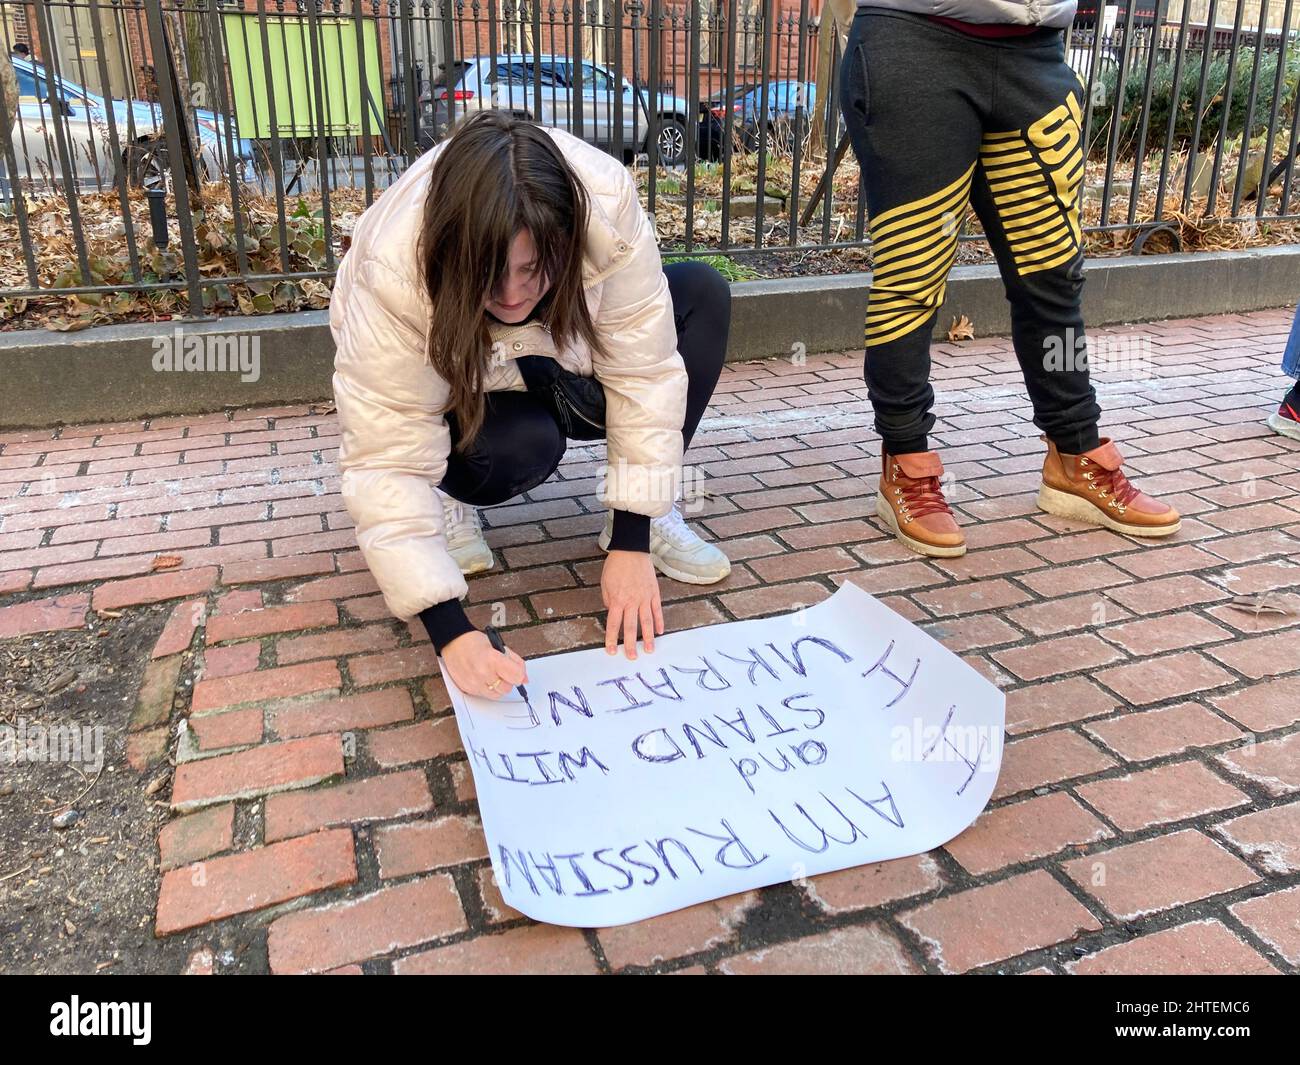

{"left": 947, "top": 314, "right": 975, "bottom": 342}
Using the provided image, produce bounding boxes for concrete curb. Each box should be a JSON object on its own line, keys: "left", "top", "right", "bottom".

{"left": 2, "top": 244, "right": 1297, "bottom": 429}
{"left": 728, "top": 243, "right": 1300, "bottom": 364}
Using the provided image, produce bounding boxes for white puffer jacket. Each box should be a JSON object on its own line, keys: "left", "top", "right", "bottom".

{"left": 330, "top": 128, "right": 687, "bottom": 622}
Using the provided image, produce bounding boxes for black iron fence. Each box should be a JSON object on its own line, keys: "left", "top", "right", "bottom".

{"left": 0, "top": 0, "right": 1297, "bottom": 319}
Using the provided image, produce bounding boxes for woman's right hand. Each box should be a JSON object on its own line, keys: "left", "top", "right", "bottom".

{"left": 440, "top": 630, "right": 528, "bottom": 700}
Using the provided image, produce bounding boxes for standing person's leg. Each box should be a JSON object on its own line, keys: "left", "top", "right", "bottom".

{"left": 839, "top": 11, "right": 987, "bottom": 557}
{"left": 975, "top": 31, "right": 1179, "bottom": 536}
{"left": 1268, "top": 303, "right": 1300, "bottom": 441}
{"left": 597, "top": 259, "right": 733, "bottom": 582}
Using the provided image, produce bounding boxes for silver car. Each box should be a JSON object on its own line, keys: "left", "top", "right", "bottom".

{"left": 426, "top": 54, "right": 699, "bottom": 166}
{"left": 2, "top": 56, "right": 249, "bottom": 195}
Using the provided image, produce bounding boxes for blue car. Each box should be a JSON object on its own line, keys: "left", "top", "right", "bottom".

{"left": 5, "top": 55, "right": 253, "bottom": 192}
{"left": 722, "top": 80, "right": 817, "bottom": 151}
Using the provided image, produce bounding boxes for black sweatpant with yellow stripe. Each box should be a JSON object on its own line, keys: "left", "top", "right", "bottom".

{"left": 840, "top": 8, "right": 1102, "bottom": 457}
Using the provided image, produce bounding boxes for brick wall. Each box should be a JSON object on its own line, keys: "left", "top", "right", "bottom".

{"left": 17, "top": 0, "right": 823, "bottom": 123}
{"left": 436, "top": 0, "right": 822, "bottom": 97}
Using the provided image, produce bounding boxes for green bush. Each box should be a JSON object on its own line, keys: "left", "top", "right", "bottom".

{"left": 1087, "top": 47, "right": 1300, "bottom": 156}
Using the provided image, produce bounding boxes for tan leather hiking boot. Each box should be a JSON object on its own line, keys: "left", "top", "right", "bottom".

{"left": 876, "top": 450, "right": 966, "bottom": 557}
{"left": 1038, "top": 438, "right": 1181, "bottom": 537}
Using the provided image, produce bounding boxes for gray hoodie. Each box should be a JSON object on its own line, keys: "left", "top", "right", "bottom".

{"left": 855, "top": 0, "right": 1078, "bottom": 30}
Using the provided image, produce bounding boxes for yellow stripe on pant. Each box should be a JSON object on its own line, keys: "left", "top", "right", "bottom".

{"left": 865, "top": 161, "right": 976, "bottom": 348}
{"left": 979, "top": 92, "right": 1085, "bottom": 277}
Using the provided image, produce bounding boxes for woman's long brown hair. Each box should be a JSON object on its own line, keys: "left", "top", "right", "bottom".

{"left": 419, "top": 112, "right": 605, "bottom": 447}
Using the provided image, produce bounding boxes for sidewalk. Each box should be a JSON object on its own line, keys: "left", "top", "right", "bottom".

{"left": 1, "top": 307, "right": 1298, "bottom": 974}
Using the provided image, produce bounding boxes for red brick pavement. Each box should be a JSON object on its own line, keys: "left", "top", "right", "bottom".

{"left": 2, "top": 308, "right": 1299, "bottom": 973}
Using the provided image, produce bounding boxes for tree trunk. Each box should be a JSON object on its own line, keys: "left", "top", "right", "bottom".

{"left": 0, "top": 57, "right": 17, "bottom": 134}
{"left": 808, "top": 0, "right": 855, "bottom": 160}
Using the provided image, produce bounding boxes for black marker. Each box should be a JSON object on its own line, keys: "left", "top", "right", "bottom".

{"left": 483, "top": 625, "right": 527, "bottom": 700}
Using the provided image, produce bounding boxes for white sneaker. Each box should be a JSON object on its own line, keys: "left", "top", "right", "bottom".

{"left": 599, "top": 505, "right": 731, "bottom": 585}
{"left": 1268, "top": 410, "right": 1300, "bottom": 442}
{"left": 438, "top": 490, "right": 494, "bottom": 575}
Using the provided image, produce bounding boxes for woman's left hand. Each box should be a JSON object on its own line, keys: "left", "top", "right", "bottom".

{"left": 601, "top": 550, "right": 665, "bottom": 659}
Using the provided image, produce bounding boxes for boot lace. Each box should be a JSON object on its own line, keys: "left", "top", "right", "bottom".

{"left": 1078, "top": 456, "right": 1141, "bottom": 515}
{"left": 891, "top": 464, "right": 954, "bottom": 525}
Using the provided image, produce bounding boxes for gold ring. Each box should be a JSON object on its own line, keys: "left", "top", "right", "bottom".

{"left": 487, "top": 679, "right": 502, "bottom": 692}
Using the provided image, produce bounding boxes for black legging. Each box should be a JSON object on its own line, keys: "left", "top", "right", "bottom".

{"left": 438, "top": 260, "right": 730, "bottom": 505}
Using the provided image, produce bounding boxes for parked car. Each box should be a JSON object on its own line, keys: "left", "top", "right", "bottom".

{"left": 702, "top": 82, "right": 753, "bottom": 155}
{"left": 425, "top": 55, "right": 714, "bottom": 166}
{"left": 717, "top": 80, "right": 817, "bottom": 152}
{"left": 2, "top": 55, "right": 253, "bottom": 194}
{"left": 706, "top": 83, "right": 757, "bottom": 115}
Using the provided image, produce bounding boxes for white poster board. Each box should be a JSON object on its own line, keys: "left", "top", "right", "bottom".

{"left": 443, "top": 582, "right": 1005, "bottom": 927}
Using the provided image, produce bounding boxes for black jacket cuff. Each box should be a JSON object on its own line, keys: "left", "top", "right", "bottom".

{"left": 608, "top": 509, "right": 652, "bottom": 552}
{"left": 418, "top": 599, "right": 477, "bottom": 654}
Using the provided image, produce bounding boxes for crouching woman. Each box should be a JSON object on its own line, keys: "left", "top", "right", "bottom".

{"left": 330, "top": 112, "right": 731, "bottom": 699}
